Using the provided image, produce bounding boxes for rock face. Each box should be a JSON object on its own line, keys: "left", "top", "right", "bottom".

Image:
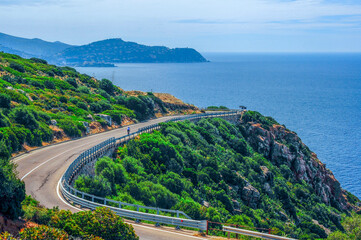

{"left": 95, "top": 114, "right": 112, "bottom": 126}
{"left": 242, "top": 183, "right": 261, "bottom": 208}
{"left": 241, "top": 120, "right": 351, "bottom": 211}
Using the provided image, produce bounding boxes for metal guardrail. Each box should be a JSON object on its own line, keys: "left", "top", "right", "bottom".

{"left": 60, "top": 111, "right": 241, "bottom": 231}
{"left": 222, "top": 226, "right": 297, "bottom": 240}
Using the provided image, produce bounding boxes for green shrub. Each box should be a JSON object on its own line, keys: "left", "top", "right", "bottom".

{"left": 78, "top": 86, "right": 90, "bottom": 94}
{"left": 30, "top": 57, "right": 48, "bottom": 65}
{"left": 0, "top": 111, "right": 10, "bottom": 127}
{"left": 74, "top": 175, "right": 112, "bottom": 197}
{"left": 0, "top": 88, "right": 30, "bottom": 105}
{"left": 77, "top": 101, "right": 88, "bottom": 110}
{"left": 10, "top": 107, "right": 39, "bottom": 130}
{"left": 0, "top": 151, "right": 26, "bottom": 219}
{"left": 30, "top": 80, "right": 44, "bottom": 89}
{"left": 44, "top": 80, "right": 56, "bottom": 89}
{"left": 57, "top": 119, "right": 81, "bottom": 137}
{"left": 100, "top": 78, "right": 114, "bottom": 95}
{"left": 58, "top": 96, "right": 67, "bottom": 103}
{"left": 0, "top": 93, "right": 11, "bottom": 109}
{"left": 65, "top": 207, "right": 138, "bottom": 240}
{"left": 20, "top": 225, "right": 69, "bottom": 240}
{"left": 9, "top": 62, "right": 25, "bottom": 73}
{"left": 66, "top": 78, "right": 78, "bottom": 88}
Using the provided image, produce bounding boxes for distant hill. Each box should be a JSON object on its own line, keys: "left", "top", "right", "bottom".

{"left": 0, "top": 32, "right": 73, "bottom": 58}
{"left": 55, "top": 38, "right": 207, "bottom": 65}
{"left": 0, "top": 33, "right": 207, "bottom": 66}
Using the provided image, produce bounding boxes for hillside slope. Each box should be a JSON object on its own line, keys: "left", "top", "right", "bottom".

{"left": 0, "top": 33, "right": 208, "bottom": 65}
{"left": 0, "top": 52, "right": 198, "bottom": 156}
{"left": 75, "top": 113, "right": 361, "bottom": 239}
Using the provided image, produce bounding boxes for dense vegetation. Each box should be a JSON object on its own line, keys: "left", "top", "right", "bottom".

{"left": 206, "top": 105, "right": 229, "bottom": 111}
{"left": 75, "top": 114, "right": 360, "bottom": 239}
{"left": 0, "top": 196, "right": 138, "bottom": 240}
{"left": 0, "top": 52, "right": 185, "bottom": 156}
{"left": 0, "top": 141, "right": 25, "bottom": 219}
{"left": 327, "top": 213, "right": 361, "bottom": 240}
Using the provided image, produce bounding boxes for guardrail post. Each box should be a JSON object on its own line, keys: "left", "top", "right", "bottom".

{"left": 176, "top": 210, "right": 179, "bottom": 218}
{"left": 104, "top": 199, "right": 107, "bottom": 205}
{"left": 119, "top": 203, "right": 122, "bottom": 208}
{"left": 157, "top": 208, "right": 159, "bottom": 215}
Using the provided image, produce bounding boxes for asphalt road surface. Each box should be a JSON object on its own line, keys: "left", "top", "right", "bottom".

{"left": 14, "top": 115, "right": 208, "bottom": 240}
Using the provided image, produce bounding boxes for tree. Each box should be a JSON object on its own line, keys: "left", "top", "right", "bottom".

{"left": 0, "top": 152, "right": 26, "bottom": 219}
{"left": 20, "top": 225, "right": 69, "bottom": 240}
{"left": 44, "top": 80, "right": 56, "bottom": 89}
{"left": 160, "top": 172, "right": 185, "bottom": 194}
{"left": 100, "top": 79, "right": 114, "bottom": 95}
{"left": 10, "top": 107, "right": 39, "bottom": 130}
{"left": 9, "top": 62, "right": 25, "bottom": 73}
{"left": 0, "top": 93, "right": 11, "bottom": 109}
{"left": 95, "top": 157, "right": 128, "bottom": 187}
{"left": 74, "top": 175, "right": 112, "bottom": 197}
{"left": 0, "top": 111, "right": 10, "bottom": 127}
{"left": 66, "top": 78, "right": 78, "bottom": 88}
{"left": 30, "top": 57, "right": 48, "bottom": 64}
{"left": 328, "top": 213, "right": 361, "bottom": 240}
{"left": 73, "top": 207, "right": 138, "bottom": 240}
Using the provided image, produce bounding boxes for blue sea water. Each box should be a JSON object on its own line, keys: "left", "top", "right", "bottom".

{"left": 76, "top": 53, "right": 361, "bottom": 198}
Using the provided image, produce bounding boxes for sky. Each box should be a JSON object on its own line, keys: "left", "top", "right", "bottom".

{"left": 1, "top": 0, "right": 361, "bottom": 52}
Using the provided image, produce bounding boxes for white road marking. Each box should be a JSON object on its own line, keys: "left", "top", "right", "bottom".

{"left": 21, "top": 139, "right": 106, "bottom": 180}
{"left": 23, "top": 115, "right": 202, "bottom": 239}
{"left": 56, "top": 178, "right": 82, "bottom": 211}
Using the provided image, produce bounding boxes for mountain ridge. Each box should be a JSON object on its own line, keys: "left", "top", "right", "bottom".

{"left": 0, "top": 32, "right": 73, "bottom": 58}
{"left": 0, "top": 33, "right": 207, "bottom": 66}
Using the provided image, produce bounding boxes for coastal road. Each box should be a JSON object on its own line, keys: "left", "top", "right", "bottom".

{"left": 14, "top": 115, "right": 208, "bottom": 240}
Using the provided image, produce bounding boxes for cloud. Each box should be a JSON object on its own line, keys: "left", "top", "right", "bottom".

{"left": 1, "top": 0, "right": 361, "bottom": 51}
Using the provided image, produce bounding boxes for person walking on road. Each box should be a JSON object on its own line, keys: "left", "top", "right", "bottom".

{"left": 127, "top": 127, "right": 130, "bottom": 135}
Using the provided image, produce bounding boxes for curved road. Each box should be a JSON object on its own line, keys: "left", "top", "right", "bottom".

{"left": 14, "top": 115, "right": 208, "bottom": 240}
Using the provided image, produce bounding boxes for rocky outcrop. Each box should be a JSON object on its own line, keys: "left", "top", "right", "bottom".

{"left": 241, "top": 121, "right": 351, "bottom": 211}
{"left": 242, "top": 183, "right": 261, "bottom": 208}
{"left": 95, "top": 114, "right": 112, "bottom": 126}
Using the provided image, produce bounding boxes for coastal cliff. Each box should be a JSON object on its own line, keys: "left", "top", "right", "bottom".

{"left": 0, "top": 52, "right": 198, "bottom": 157}
{"left": 240, "top": 112, "right": 355, "bottom": 212}
{"left": 74, "top": 111, "right": 360, "bottom": 238}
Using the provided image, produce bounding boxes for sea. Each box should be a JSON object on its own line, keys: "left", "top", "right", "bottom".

{"left": 76, "top": 53, "right": 361, "bottom": 198}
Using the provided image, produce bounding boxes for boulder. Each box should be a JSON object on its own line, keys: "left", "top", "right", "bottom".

{"left": 82, "top": 121, "right": 90, "bottom": 134}
{"left": 241, "top": 183, "right": 260, "bottom": 208}
{"left": 86, "top": 114, "right": 95, "bottom": 121}
{"left": 96, "top": 114, "right": 112, "bottom": 126}
{"left": 202, "top": 200, "right": 210, "bottom": 208}
{"left": 232, "top": 199, "right": 240, "bottom": 210}
{"left": 260, "top": 166, "right": 273, "bottom": 183}
{"left": 263, "top": 182, "right": 273, "bottom": 196}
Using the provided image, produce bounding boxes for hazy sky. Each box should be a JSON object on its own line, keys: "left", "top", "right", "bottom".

{"left": 1, "top": 0, "right": 361, "bottom": 52}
